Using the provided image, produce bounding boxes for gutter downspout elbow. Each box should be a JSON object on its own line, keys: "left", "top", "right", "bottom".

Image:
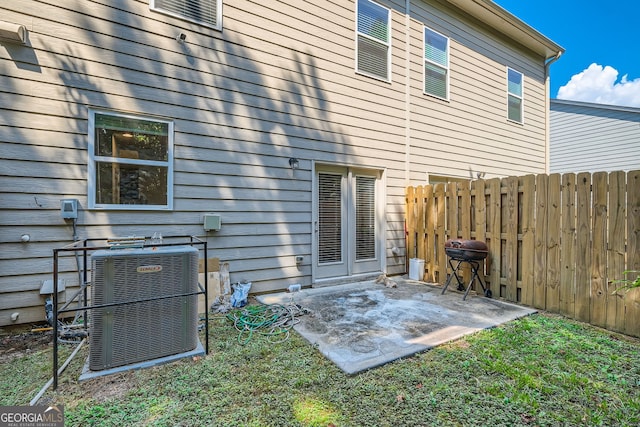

{"left": 545, "top": 51, "right": 563, "bottom": 69}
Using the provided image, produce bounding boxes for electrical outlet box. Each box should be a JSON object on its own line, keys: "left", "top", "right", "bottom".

{"left": 60, "top": 199, "right": 78, "bottom": 219}
{"left": 295, "top": 256, "right": 304, "bottom": 264}
{"left": 203, "top": 213, "right": 221, "bottom": 231}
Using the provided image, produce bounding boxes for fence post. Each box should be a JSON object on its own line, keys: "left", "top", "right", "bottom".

{"left": 406, "top": 186, "right": 416, "bottom": 260}
{"left": 416, "top": 185, "right": 426, "bottom": 266}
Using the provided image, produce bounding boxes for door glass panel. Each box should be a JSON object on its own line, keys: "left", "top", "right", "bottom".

{"left": 356, "top": 175, "right": 376, "bottom": 260}
{"left": 318, "top": 173, "right": 342, "bottom": 264}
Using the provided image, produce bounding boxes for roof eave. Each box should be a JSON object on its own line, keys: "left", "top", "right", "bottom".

{"left": 445, "top": 0, "right": 565, "bottom": 59}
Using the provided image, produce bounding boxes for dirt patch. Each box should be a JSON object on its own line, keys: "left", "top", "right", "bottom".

{"left": 78, "top": 372, "right": 139, "bottom": 402}
{"left": 0, "top": 326, "right": 53, "bottom": 363}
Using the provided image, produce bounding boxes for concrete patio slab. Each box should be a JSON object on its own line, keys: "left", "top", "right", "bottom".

{"left": 257, "top": 278, "right": 536, "bottom": 374}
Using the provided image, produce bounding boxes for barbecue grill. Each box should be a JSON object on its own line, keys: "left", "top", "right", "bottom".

{"left": 441, "top": 239, "right": 492, "bottom": 300}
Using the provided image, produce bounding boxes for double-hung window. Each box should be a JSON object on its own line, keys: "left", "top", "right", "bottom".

{"left": 356, "top": 0, "right": 391, "bottom": 81}
{"left": 88, "top": 111, "right": 174, "bottom": 210}
{"left": 507, "top": 67, "right": 524, "bottom": 123}
{"left": 424, "top": 27, "right": 449, "bottom": 99}
{"left": 150, "top": 0, "right": 222, "bottom": 30}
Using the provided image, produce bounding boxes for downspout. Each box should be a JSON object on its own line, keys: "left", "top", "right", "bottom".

{"left": 404, "top": 0, "right": 411, "bottom": 185}
{"left": 404, "top": 0, "right": 411, "bottom": 275}
{"left": 544, "top": 51, "right": 562, "bottom": 173}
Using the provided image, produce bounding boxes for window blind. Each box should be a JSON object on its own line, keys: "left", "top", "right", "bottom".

{"left": 153, "top": 0, "right": 218, "bottom": 28}
{"left": 318, "top": 173, "right": 343, "bottom": 264}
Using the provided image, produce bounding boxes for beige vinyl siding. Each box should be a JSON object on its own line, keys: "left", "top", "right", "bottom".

{"left": 407, "top": 0, "right": 548, "bottom": 182}
{"left": 1, "top": 0, "right": 555, "bottom": 325}
{"left": 550, "top": 100, "right": 640, "bottom": 173}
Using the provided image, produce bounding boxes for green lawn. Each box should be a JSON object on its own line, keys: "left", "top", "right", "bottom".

{"left": 2, "top": 311, "right": 639, "bottom": 426}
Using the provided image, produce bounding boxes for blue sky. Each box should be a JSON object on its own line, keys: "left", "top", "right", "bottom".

{"left": 493, "top": 0, "right": 640, "bottom": 107}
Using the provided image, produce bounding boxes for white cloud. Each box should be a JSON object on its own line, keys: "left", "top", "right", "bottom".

{"left": 556, "top": 63, "right": 640, "bottom": 107}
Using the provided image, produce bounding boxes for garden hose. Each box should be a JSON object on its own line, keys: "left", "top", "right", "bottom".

{"left": 226, "top": 304, "right": 307, "bottom": 344}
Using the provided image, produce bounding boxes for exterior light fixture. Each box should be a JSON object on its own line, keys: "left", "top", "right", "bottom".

{"left": 289, "top": 158, "right": 299, "bottom": 170}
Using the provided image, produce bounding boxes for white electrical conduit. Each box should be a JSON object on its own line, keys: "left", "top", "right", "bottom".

{"left": 30, "top": 338, "right": 86, "bottom": 406}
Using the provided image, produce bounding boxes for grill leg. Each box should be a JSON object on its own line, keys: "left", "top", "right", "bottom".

{"left": 462, "top": 261, "right": 490, "bottom": 300}
{"left": 441, "top": 258, "right": 464, "bottom": 295}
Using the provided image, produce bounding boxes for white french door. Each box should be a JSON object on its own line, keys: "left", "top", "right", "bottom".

{"left": 314, "top": 165, "right": 382, "bottom": 281}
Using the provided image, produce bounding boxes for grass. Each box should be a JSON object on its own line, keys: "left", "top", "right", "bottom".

{"left": 1, "top": 311, "right": 639, "bottom": 426}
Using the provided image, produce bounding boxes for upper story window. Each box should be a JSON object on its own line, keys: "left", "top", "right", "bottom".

{"left": 356, "top": 0, "right": 391, "bottom": 81}
{"left": 424, "top": 27, "right": 449, "bottom": 100}
{"left": 88, "top": 111, "right": 174, "bottom": 210}
{"left": 150, "top": 0, "right": 222, "bottom": 31}
{"left": 507, "top": 67, "right": 524, "bottom": 123}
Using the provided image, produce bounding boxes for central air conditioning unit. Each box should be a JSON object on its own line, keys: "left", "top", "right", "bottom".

{"left": 89, "top": 245, "right": 199, "bottom": 371}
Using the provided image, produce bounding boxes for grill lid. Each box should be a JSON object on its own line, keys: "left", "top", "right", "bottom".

{"left": 445, "top": 239, "right": 488, "bottom": 261}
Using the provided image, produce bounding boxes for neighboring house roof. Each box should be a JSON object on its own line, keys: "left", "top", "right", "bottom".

{"left": 446, "top": 0, "right": 564, "bottom": 59}
{"left": 549, "top": 99, "right": 640, "bottom": 173}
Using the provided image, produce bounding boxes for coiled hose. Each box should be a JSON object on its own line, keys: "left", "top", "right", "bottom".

{"left": 226, "top": 304, "right": 307, "bottom": 344}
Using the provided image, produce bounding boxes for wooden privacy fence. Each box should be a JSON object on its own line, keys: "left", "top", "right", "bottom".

{"left": 405, "top": 170, "right": 640, "bottom": 338}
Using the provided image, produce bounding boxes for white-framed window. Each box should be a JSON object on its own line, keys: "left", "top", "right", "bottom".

{"left": 356, "top": 0, "right": 391, "bottom": 82}
{"left": 507, "top": 67, "right": 524, "bottom": 123}
{"left": 88, "top": 110, "right": 174, "bottom": 210}
{"left": 424, "top": 27, "right": 449, "bottom": 100}
{"left": 150, "top": 0, "right": 222, "bottom": 31}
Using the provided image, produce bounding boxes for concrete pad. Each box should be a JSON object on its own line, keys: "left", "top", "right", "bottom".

{"left": 79, "top": 340, "right": 205, "bottom": 382}
{"left": 257, "top": 279, "right": 536, "bottom": 374}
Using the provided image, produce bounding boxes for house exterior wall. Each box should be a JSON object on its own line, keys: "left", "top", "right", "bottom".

{"left": 550, "top": 99, "right": 640, "bottom": 173}
{"left": 408, "top": 1, "right": 549, "bottom": 182}
{"left": 0, "top": 0, "right": 557, "bottom": 326}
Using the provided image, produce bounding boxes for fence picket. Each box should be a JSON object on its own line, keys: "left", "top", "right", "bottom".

{"left": 560, "top": 173, "right": 576, "bottom": 317}
{"left": 590, "top": 172, "right": 608, "bottom": 328}
{"left": 505, "top": 177, "right": 519, "bottom": 301}
{"left": 435, "top": 183, "right": 446, "bottom": 283}
{"left": 608, "top": 171, "right": 626, "bottom": 331}
{"left": 546, "top": 173, "right": 562, "bottom": 312}
{"left": 488, "top": 178, "right": 501, "bottom": 294}
{"left": 575, "top": 173, "right": 591, "bottom": 323}
{"left": 533, "top": 174, "right": 548, "bottom": 309}
{"left": 520, "top": 175, "right": 536, "bottom": 306}
{"left": 425, "top": 185, "right": 435, "bottom": 282}
{"left": 624, "top": 171, "right": 640, "bottom": 335}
